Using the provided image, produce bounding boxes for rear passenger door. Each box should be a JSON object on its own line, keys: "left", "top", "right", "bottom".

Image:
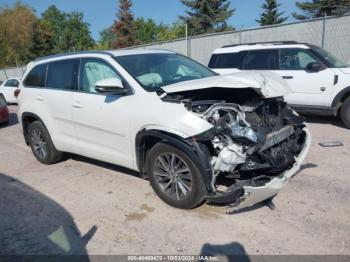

{"left": 37, "top": 59, "right": 79, "bottom": 152}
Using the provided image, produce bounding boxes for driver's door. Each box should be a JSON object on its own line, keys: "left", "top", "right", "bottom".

{"left": 275, "top": 48, "right": 335, "bottom": 106}
{"left": 72, "top": 57, "right": 134, "bottom": 169}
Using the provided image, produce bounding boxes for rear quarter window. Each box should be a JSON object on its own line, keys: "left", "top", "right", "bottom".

{"left": 208, "top": 52, "right": 247, "bottom": 69}
{"left": 24, "top": 64, "right": 47, "bottom": 87}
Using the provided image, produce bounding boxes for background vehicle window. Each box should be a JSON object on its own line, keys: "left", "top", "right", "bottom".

{"left": 47, "top": 60, "right": 79, "bottom": 90}
{"left": 279, "top": 49, "right": 319, "bottom": 70}
{"left": 243, "top": 50, "right": 278, "bottom": 70}
{"left": 24, "top": 64, "right": 47, "bottom": 87}
{"left": 79, "top": 59, "right": 121, "bottom": 93}
{"left": 208, "top": 52, "right": 247, "bottom": 69}
{"left": 4, "top": 79, "right": 19, "bottom": 87}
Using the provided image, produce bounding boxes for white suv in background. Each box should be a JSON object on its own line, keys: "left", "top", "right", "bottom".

{"left": 17, "top": 50, "right": 310, "bottom": 211}
{"left": 209, "top": 41, "right": 350, "bottom": 128}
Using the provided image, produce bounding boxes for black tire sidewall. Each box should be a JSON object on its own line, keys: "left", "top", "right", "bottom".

{"left": 28, "top": 121, "right": 62, "bottom": 165}
{"left": 147, "top": 143, "right": 206, "bottom": 209}
{"left": 340, "top": 97, "right": 350, "bottom": 129}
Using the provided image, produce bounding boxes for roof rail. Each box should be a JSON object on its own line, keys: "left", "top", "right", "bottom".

{"left": 222, "top": 41, "right": 300, "bottom": 48}
{"left": 33, "top": 50, "right": 113, "bottom": 63}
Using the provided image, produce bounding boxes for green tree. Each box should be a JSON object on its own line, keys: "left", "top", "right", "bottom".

{"left": 134, "top": 18, "right": 159, "bottom": 44}
{"left": 156, "top": 21, "right": 186, "bottom": 42}
{"left": 30, "top": 20, "right": 54, "bottom": 59}
{"left": 41, "top": 5, "right": 94, "bottom": 52}
{"left": 41, "top": 5, "right": 66, "bottom": 53}
{"left": 61, "top": 12, "right": 94, "bottom": 51}
{"left": 180, "top": 0, "right": 235, "bottom": 36}
{"left": 256, "top": 0, "right": 288, "bottom": 26}
{"left": 112, "top": 0, "right": 138, "bottom": 48}
{"left": 0, "top": 2, "right": 37, "bottom": 67}
{"left": 98, "top": 26, "right": 116, "bottom": 49}
{"left": 292, "top": 0, "right": 350, "bottom": 20}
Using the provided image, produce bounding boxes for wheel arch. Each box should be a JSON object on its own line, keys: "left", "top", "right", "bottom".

{"left": 331, "top": 86, "right": 350, "bottom": 115}
{"left": 21, "top": 112, "right": 47, "bottom": 145}
{"left": 135, "top": 129, "right": 214, "bottom": 193}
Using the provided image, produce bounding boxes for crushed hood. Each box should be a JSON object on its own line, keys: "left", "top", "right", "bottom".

{"left": 162, "top": 71, "right": 291, "bottom": 98}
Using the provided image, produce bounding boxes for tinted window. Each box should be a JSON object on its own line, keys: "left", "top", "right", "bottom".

{"left": 24, "top": 64, "right": 47, "bottom": 87}
{"left": 4, "top": 79, "right": 19, "bottom": 87}
{"left": 79, "top": 59, "right": 121, "bottom": 93}
{"left": 279, "top": 49, "right": 319, "bottom": 70}
{"left": 243, "top": 50, "right": 278, "bottom": 70}
{"left": 47, "top": 60, "right": 79, "bottom": 90}
{"left": 208, "top": 52, "right": 247, "bottom": 69}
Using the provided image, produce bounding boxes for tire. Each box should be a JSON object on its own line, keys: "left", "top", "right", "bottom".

{"left": 27, "top": 121, "right": 62, "bottom": 165}
{"left": 340, "top": 97, "right": 350, "bottom": 129}
{"left": 147, "top": 143, "right": 206, "bottom": 209}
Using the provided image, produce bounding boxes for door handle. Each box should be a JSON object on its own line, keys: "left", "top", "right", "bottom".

{"left": 282, "top": 76, "right": 294, "bottom": 79}
{"left": 36, "top": 96, "right": 44, "bottom": 101}
{"left": 320, "top": 87, "right": 326, "bottom": 92}
{"left": 72, "top": 102, "right": 84, "bottom": 109}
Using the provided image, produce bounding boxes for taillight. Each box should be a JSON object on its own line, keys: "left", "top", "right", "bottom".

{"left": 14, "top": 89, "right": 21, "bottom": 98}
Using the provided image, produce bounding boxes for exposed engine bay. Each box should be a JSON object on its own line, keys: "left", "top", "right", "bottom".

{"left": 162, "top": 87, "right": 307, "bottom": 204}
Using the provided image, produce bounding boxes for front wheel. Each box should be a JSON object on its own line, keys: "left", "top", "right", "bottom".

{"left": 147, "top": 143, "right": 206, "bottom": 209}
{"left": 28, "top": 121, "right": 63, "bottom": 165}
{"left": 340, "top": 97, "right": 350, "bottom": 129}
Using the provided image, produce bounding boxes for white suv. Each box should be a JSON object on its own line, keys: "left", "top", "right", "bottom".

{"left": 209, "top": 41, "right": 350, "bottom": 128}
{"left": 18, "top": 50, "right": 310, "bottom": 211}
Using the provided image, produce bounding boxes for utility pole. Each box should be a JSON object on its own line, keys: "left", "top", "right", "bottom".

{"left": 322, "top": 13, "right": 327, "bottom": 48}
{"left": 185, "top": 22, "right": 189, "bottom": 57}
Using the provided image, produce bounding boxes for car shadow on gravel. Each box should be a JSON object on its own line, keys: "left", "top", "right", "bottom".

{"left": 200, "top": 242, "right": 250, "bottom": 262}
{"left": 303, "top": 114, "right": 346, "bottom": 129}
{"left": 66, "top": 154, "right": 142, "bottom": 179}
{"left": 0, "top": 173, "right": 95, "bottom": 259}
{"left": 0, "top": 112, "right": 18, "bottom": 128}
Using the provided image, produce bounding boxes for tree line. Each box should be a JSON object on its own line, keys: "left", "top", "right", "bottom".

{"left": 0, "top": 0, "right": 349, "bottom": 68}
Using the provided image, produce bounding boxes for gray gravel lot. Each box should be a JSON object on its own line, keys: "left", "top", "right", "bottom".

{"left": 0, "top": 106, "right": 349, "bottom": 256}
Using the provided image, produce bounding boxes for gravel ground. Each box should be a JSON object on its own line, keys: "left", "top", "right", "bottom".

{"left": 0, "top": 106, "right": 349, "bottom": 256}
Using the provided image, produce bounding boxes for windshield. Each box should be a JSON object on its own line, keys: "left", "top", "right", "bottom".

{"left": 115, "top": 53, "right": 216, "bottom": 91}
{"left": 312, "top": 46, "right": 349, "bottom": 68}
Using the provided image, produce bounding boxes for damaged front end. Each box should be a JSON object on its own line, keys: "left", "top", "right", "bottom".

{"left": 162, "top": 87, "right": 311, "bottom": 211}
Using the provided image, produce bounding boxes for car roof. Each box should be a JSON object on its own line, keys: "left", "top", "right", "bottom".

{"left": 32, "top": 49, "right": 175, "bottom": 64}
{"left": 213, "top": 41, "right": 311, "bottom": 54}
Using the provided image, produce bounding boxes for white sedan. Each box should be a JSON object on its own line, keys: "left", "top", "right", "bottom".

{"left": 0, "top": 77, "right": 21, "bottom": 104}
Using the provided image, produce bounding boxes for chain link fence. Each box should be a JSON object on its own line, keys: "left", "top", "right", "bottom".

{"left": 0, "top": 14, "right": 349, "bottom": 82}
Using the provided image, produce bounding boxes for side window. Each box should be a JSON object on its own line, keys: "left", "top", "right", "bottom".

{"left": 23, "top": 64, "right": 47, "bottom": 87}
{"left": 47, "top": 60, "right": 79, "bottom": 90}
{"left": 279, "top": 49, "right": 319, "bottom": 70}
{"left": 208, "top": 52, "right": 247, "bottom": 69}
{"left": 243, "top": 50, "right": 278, "bottom": 70}
{"left": 79, "top": 59, "right": 121, "bottom": 93}
{"left": 4, "top": 79, "right": 15, "bottom": 87}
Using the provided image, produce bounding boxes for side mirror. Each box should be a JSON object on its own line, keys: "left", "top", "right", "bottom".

{"left": 95, "top": 78, "right": 128, "bottom": 95}
{"left": 306, "top": 62, "right": 325, "bottom": 72}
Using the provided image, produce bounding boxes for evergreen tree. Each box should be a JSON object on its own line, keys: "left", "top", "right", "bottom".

{"left": 293, "top": 0, "right": 350, "bottom": 20}
{"left": 256, "top": 0, "right": 288, "bottom": 26}
{"left": 112, "top": 0, "right": 138, "bottom": 48}
{"left": 180, "top": 0, "right": 235, "bottom": 36}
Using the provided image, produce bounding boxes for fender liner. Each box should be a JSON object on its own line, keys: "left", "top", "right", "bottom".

{"left": 135, "top": 129, "right": 214, "bottom": 193}
{"left": 331, "top": 86, "right": 350, "bottom": 113}
{"left": 21, "top": 112, "right": 47, "bottom": 145}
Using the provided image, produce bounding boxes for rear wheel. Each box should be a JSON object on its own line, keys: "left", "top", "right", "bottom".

{"left": 340, "top": 97, "right": 350, "bottom": 129}
{"left": 147, "top": 143, "right": 205, "bottom": 209}
{"left": 28, "top": 121, "right": 62, "bottom": 164}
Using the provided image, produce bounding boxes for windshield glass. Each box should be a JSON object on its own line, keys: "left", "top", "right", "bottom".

{"left": 312, "top": 46, "right": 349, "bottom": 68}
{"left": 115, "top": 53, "right": 216, "bottom": 91}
